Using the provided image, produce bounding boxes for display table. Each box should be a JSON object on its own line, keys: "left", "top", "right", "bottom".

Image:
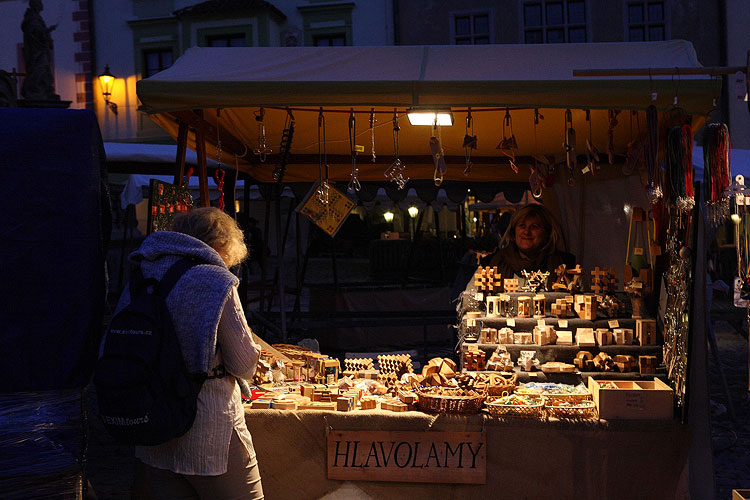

{"left": 244, "top": 407, "right": 689, "bottom": 500}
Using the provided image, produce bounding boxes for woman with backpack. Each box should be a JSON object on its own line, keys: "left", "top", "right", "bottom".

{"left": 129, "top": 207, "right": 264, "bottom": 499}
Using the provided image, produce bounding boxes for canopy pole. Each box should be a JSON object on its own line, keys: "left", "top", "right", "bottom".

{"left": 174, "top": 121, "right": 188, "bottom": 186}
{"left": 194, "top": 110, "right": 210, "bottom": 207}
{"left": 275, "top": 186, "right": 287, "bottom": 341}
{"left": 260, "top": 191, "right": 272, "bottom": 312}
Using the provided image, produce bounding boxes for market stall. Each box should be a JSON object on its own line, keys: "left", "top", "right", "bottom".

{"left": 136, "top": 40, "right": 721, "bottom": 499}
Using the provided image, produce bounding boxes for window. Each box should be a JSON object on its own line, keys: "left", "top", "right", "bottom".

{"left": 451, "top": 12, "right": 491, "bottom": 45}
{"left": 205, "top": 33, "right": 247, "bottom": 47}
{"left": 627, "top": 1, "right": 666, "bottom": 41}
{"left": 143, "top": 48, "right": 173, "bottom": 78}
{"left": 522, "top": 0, "right": 587, "bottom": 44}
{"left": 313, "top": 34, "right": 346, "bottom": 46}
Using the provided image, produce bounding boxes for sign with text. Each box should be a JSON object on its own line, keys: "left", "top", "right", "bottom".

{"left": 327, "top": 430, "right": 486, "bottom": 484}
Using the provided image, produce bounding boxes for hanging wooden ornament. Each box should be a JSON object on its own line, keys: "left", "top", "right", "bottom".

{"left": 347, "top": 108, "right": 361, "bottom": 193}
{"left": 463, "top": 107, "right": 477, "bottom": 175}
{"left": 497, "top": 108, "right": 518, "bottom": 173}
{"left": 563, "top": 109, "right": 576, "bottom": 186}
{"left": 702, "top": 122, "right": 731, "bottom": 228}
{"left": 253, "top": 107, "right": 273, "bottom": 162}
{"left": 272, "top": 108, "right": 294, "bottom": 183}
{"left": 384, "top": 110, "right": 408, "bottom": 189}
{"left": 430, "top": 119, "right": 447, "bottom": 186}
{"left": 583, "top": 109, "right": 599, "bottom": 176}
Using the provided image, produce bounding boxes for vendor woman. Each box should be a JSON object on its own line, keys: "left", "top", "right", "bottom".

{"left": 481, "top": 204, "right": 574, "bottom": 282}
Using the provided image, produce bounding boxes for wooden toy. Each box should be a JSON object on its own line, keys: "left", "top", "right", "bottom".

{"left": 574, "top": 351, "right": 595, "bottom": 371}
{"left": 344, "top": 358, "right": 374, "bottom": 372}
{"left": 504, "top": 278, "right": 519, "bottom": 293}
{"left": 533, "top": 325, "right": 556, "bottom": 345}
{"left": 638, "top": 355, "right": 658, "bottom": 374}
{"left": 552, "top": 264, "right": 583, "bottom": 292}
{"left": 464, "top": 345, "right": 487, "bottom": 370}
{"left": 298, "top": 402, "right": 337, "bottom": 411}
{"left": 359, "top": 397, "right": 378, "bottom": 410}
{"left": 377, "top": 354, "right": 413, "bottom": 377}
{"left": 486, "top": 296, "right": 502, "bottom": 317}
{"left": 595, "top": 328, "right": 613, "bottom": 346}
{"left": 272, "top": 399, "right": 298, "bottom": 410}
{"left": 593, "top": 352, "right": 615, "bottom": 371}
{"left": 598, "top": 294, "right": 626, "bottom": 318}
{"left": 613, "top": 328, "right": 634, "bottom": 345}
{"left": 497, "top": 327, "right": 514, "bottom": 344}
{"left": 521, "top": 270, "right": 550, "bottom": 292}
{"left": 513, "top": 332, "right": 533, "bottom": 345}
{"left": 574, "top": 294, "right": 598, "bottom": 320}
{"left": 533, "top": 294, "right": 546, "bottom": 318}
{"left": 250, "top": 400, "right": 271, "bottom": 409}
{"left": 636, "top": 319, "right": 657, "bottom": 345}
{"left": 517, "top": 296, "right": 532, "bottom": 318}
{"left": 614, "top": 354, "right": 637, "bottom": 372}
{"left": 336, "top": 396, "right": 354, "bottom": 412}
{"left": 556, "top": 330, "right": 574, "bottom": 345}
{"left": 590, "top": 266, "right": 618, "bottom": 294}
{"left": 499, "top": 294, "right": 512, "bottom": 317}
{"left": 315, "top": 358, "right": 340, "bottom": 385}
{"left": 576, "top": 327, "right": 596, "bottom": 347}
{"left": 485, "top": 347, "right": 514, "bottom": 372}
{"left": 358, "top": 369, "right": 379, "bottom": 379}
{"left": 540, "top": 361, "right": 576, "bottom": 373}
{"left": 550, "top": 296, "right": 574, "bottom": 318}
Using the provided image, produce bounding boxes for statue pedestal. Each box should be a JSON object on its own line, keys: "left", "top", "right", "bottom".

{"left": 18, "top": 99, "right": 71, "bottom": 109}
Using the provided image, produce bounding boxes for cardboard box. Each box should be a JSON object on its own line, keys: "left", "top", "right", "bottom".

{"left": 588, "top": 378, "right": 673, "bottom": 420}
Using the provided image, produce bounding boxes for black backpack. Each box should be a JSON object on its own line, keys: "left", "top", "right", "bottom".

{"left": 94, "top": 258, "right": 210, "bottom": 446}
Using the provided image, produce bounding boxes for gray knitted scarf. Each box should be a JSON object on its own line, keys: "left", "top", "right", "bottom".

{"left": 113, "top": 231, "right": 239, "bottom": 373}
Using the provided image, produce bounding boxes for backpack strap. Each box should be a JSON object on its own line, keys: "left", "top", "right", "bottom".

{"left": 158, "top": 258, "right": 203, "bottom": 298}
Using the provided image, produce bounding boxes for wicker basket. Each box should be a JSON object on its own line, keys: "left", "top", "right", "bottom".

{"left": 488, "top": 383, "right": 517, "bottom": 396}
{"left": 545, "top": 400, "right": 598, "bottom": 419}
{"left": 485, "top": 396, "right": 545, "bottom": 418}
{"left": 417, "top": 390, "right": 486, "bottom": 414}
{"left": 540, "top": 391, "right": 592, "bottom": 404}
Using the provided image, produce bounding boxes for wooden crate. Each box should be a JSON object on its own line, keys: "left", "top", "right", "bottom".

{"left": 588, "top": 377, "right": 673, "bottom": 420}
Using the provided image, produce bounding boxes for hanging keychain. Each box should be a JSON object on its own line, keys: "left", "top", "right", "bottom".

{"left": 370, "top": 108, "right": 377, "bottom": 163}
{"left": 384, "top": 109, "right": 408, "bottom": 189}
{"left": 563, "top": 109, "right": 576, "bottom": 186}
{"left": 529, "top": 108, "right": 544, "bottom": 199}
{"left": 463, "top": 107, "right": 477, "bottom": 175}
{"left": 430, "top": 118, "right": 447, "bottom": 186}
{"left": 583, "top": 109, "right": 599, "bottom": 175}
{"left": 317, "top": 108, "right": 331, "bottom": 208}
{"left": 253, "top": 107, "right": 273, "bottom": 162}
{"left": 214, "top": 109, "right": 226, "bottom": 211}
{"left": 645, "top": 105, "right": 662, "bottom": 204}
{"left": 347, "top": 109, "right": 361, "bottom": 193}
{"left": 497, "top": 108, "right": 518, "bottom": 173}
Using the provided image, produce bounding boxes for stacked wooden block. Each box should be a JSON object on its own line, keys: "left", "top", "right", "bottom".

{"left": 532, "top": 325, "right": 556, "bottom": 345}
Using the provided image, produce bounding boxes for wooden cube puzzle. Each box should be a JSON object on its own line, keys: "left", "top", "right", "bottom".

{"left": 595, "top": 328, "right": 612, "bottom": 346}
{"left": 480, "top": 327, "right": 498, "bottom": 343}
{"left": 359, "top": 397, "right": 378, "bottom": 410}
{"left": 574, "top": 295, "right": 598, "bottom": 320}
{"left": 590, "top": 267, "right": 618, "bottom": 294}
{"left": 499, "top": 294, "right": 512, "bottom": 317}
{"left": 533, "top": 325, "right": 556, "bottom": 345}
{"left": 513, "top": 332, "right": 533, "bottom": 344}
{"left": 550, "top": 297, "right": 574, "bottom": 318}
{"left": 614, "top": 354, "right": 637, "bottom": 372}
{"left": 613, "top": 328, "right": 634, "bottom": 345}
{"left": 464, "top": 346, "right": 486, "bottom": 370}
{"left": 636, "top": 319, "right": 657, "bottom": 345}
{"left": 504, "top": 278, "right": 519, "bottom": 293}
{"left": 498, "top": 327, "right": 514, "bottom": 344}
{"left": 336, "top": 396, "right": 354, "bottom": 412}
{"left": 576, "top": 328, "right": 596, "bottom": 347}
{"left": 638, "top": 355, "right": 658, "bottom": 374}
{"left": 377, "top": 354, "right": 414, "bottom": 376}
{"left": 486, "top": 296, "right": 502, "bottom": 317}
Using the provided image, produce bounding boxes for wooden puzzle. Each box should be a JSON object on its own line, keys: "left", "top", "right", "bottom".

{"left": 574, "top": 351, "right": 595, "bottom": 371}
{"left": 636, "top": 319, "right": 657, "bottom": 345}
{"left": 638, "top": 355, "right": 658, "bottom": 374}
{"left": 517, "top": 296, "right": 532, "bottom": 318}
{"left": 344, "top": 358, "right": 374, "bottom": 372}
{"left": 613, "top": 328, "right": 634, "bottom": 345}
{"left": 574, "top": 295, "right": 598, "bottom": 320}
{"left": 590, "top": 267, "right": 618, "bottom": 294}
{"left": 576, "top": 327, "right": 596, "bottom": 347}
{"left": 593, "top": 352, "right": 615, "bottom": 371}
{"left": 503, "top": 278, "right": 519, "bottom": 293}
{"left": 550, "top": 296, "right": 574, "bottom": 318}
{"left": 595, "top": 328, "right": 612, "bottom": 346}
{"left": 533, "top": 325, "right": 556, "bottom": 345}
{"left": 521, "top": 270, "right": 550, "bottom": 293}
{"left": 556, "top": 330, "right": 574, "bottom": 345}
{"left": 615, "top": 354, "right": 637, "bottom": 372}
{"left": 377, "top": 354, "right": 414, "bottom": 377}
{"left": 532, "top": 294, "right": 546, "bottom": 318}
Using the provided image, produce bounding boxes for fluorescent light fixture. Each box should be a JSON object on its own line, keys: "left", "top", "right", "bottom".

{"left": 407, "top": 108, "right": 454, "bottom": 126}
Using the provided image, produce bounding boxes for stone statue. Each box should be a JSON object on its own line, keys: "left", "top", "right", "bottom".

{"left": 21, "top": 0, "right": 59, "bottom": 101}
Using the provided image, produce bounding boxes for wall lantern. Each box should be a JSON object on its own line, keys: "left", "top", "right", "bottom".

{"left": 98, "top": 65, "right": 118, "bottom": 115}
{"left": 383, "top": 210, "right": 395, "bottom": 223}
{"left": 408, "top": 206, "right": 419, "bottom": 219}
{"left": 406, "top": 107, "right": 453, "bottom": 126}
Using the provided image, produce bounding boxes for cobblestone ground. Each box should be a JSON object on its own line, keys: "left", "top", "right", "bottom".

{"left": 709, "top": 317, "right": 750, "bottom": 500}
